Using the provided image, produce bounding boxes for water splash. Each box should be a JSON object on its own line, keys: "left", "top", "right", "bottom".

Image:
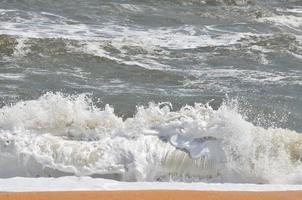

{"left": 0, "top": 92, "right": 301, "bottom": 183}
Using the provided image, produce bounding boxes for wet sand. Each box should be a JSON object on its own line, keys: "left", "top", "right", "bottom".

{"left": 0, "top": 190, "right": 301, "bottom": 200}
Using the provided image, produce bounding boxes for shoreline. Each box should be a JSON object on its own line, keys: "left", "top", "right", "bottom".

{"left": 1, "top": 191, "right": 301, "bottom": 200}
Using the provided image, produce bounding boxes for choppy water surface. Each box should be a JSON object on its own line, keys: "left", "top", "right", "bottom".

{"left": 0, "top": 0, "right": 302, "bottom": 184}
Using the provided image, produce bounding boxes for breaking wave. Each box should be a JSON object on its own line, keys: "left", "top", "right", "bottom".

{"left": 0, "top": 93, "right": 302, "bottom": 184}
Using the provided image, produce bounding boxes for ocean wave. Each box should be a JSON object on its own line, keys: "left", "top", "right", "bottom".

{"left": 0, "top": 93, "right": 301, "bottom": 184}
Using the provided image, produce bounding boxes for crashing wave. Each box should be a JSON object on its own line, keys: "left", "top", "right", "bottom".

{"left": 0, "top": 92, "right": 302, "bottom": 184}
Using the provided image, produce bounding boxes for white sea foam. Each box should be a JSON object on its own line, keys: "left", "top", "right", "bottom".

{"left": 277, "top": 7, "right": 302, "bottom": 14}
{"left": 66, "top": 25, "right": 259, "bottom": 70}
{"left": 2, "top": 176, "right": 302, "bottom": 192}
{"left": 260, "top": 15, "right": 302, "bottom": 31}
{"left": 114, "top": 3, "right": 144, "bottom": 13}
{"left": 183, "top": 68, "right": 302, "bottom": 92}
{"left": 0, "top": 73, "right": 25, "bottom": 80}
{"left": 0, "top": 93, "right": 301, "bottom": 184}
{"left": 0, "top": 9, "right": 247, "bottom": 48}
{"left": 2, "top": 8, "right": 285, "bottom": 72}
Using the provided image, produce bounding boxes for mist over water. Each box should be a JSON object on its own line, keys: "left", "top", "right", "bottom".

{"left": 0, "top": 0, "right": 302, "bottom": 184}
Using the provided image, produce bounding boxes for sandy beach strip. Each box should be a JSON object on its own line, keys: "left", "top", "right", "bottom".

{"left": 0, "top": 190, "right": 301, "bottom": 200}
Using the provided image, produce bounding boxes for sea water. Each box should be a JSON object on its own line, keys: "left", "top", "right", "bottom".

{"left": 0, "top": 0, "right": 302, "bottom": 184}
